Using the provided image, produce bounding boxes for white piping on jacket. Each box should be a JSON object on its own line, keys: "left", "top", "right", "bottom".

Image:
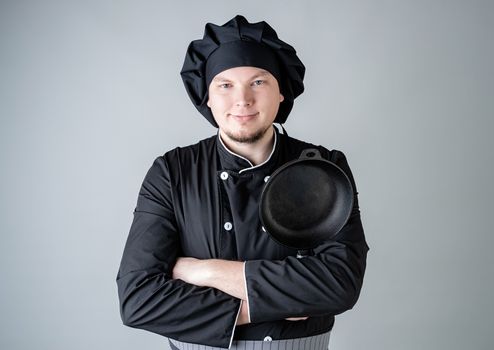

{"left": 217, "top": 126, "right": 277, "bottom": 174}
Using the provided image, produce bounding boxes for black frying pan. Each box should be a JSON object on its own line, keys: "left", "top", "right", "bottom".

{"left": 260, "top": 148, "right": 354, "bottom": 250}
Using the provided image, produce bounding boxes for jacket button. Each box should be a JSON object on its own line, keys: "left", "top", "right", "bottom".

{"left": 263, "top": 336, "right": 272, "bottom": 341}
{"left": 264, "top": 176, "right": 270, "bottom": 183}
{"left": 261, "top": 226, "right": 266, "bottom": 232}
{"left": 224, "top": 222, "right": 233, "bottom": 231}
{"left": 220, "top": 171, "right": 229, "bottom": 180}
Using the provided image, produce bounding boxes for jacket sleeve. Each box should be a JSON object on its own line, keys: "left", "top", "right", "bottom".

{"left": 116, "top": 156, "right": 242, "bottom": 349}
{"left": 244, "top": 149, "right": 369, "bottom": 323}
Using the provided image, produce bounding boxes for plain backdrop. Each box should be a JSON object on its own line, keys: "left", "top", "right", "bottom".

{"left": 1, "top": 1, "right": 493, "bottom": 349}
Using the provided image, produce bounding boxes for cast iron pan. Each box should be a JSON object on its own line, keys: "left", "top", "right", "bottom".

{"left": 260, "top": 148, "right": 354, "bottom": 250}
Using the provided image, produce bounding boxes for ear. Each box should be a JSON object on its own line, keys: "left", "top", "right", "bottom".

{"left": 207, "top": 99, "right": 211, "bottom": 108}
{"left": 279, "top": 94, "right": 284, "bottom": 102}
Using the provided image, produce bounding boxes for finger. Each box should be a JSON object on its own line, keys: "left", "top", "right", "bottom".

{"left": 285, "top": 317, "right": 308, "bottom": 321}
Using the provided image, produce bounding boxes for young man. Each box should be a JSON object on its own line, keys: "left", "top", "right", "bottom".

{"left": 116, "top": 15, "right": 369, "bottom": 350}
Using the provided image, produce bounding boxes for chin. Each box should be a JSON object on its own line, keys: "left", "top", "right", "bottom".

{"left": 225, "top": 128, "right": 267, "bottom": 144}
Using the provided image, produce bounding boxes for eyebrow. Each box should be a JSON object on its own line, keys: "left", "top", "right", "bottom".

{"left": 212, "top": 71, "right": 270, "bottom": 82}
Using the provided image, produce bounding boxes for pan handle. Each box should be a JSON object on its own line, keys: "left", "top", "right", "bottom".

{"left": 299, "top": 148, "right": 322, "bottom": 160}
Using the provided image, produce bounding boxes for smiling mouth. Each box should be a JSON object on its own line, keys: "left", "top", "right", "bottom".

{"left": 230, "top": 112, "right": 259, "bottom": 119}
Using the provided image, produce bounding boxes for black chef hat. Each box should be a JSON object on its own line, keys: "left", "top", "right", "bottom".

{"left": 180, "top": 15, "right": 305, "bottom": 127}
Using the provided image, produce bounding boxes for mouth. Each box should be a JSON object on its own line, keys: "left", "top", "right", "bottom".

{"left": 230, "top": 112, "right": 259, "bottom": 122}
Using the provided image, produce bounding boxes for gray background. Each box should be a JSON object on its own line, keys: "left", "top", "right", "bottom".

{"left": 1, "top": 0, "right": 493, "bottom": 349}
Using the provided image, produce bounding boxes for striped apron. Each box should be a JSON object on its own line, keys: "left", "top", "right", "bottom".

{"left": 168, "top": 331, "right": 331, "bottom": 350}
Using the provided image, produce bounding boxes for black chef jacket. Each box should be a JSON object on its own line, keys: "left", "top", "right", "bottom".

{"left": 116, "top": 126, "right": 369, "bottom": 349}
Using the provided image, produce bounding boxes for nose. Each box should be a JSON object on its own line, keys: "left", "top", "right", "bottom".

{"left": 235, "top": 86, "right": 253, "bottom": 107}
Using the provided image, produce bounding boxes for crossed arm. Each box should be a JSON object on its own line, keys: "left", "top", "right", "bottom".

{"left": 172, "top": 257, "right": 308, "bottom": 325}
{"left": 172, "top": 258, "right": 249, "bottom": 324}
{"left": 117, "top": 152, "right": 367, "bottom": 347}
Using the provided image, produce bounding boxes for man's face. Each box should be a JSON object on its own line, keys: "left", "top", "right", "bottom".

{"left": 207, "top": 66, "right": 284, "bottom": 144}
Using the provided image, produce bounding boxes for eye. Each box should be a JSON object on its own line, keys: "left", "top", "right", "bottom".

{"left": 252, "top": 80, "right": 264, "bottom": 86}
{"left": 218, "top": 83, "right": 232, "bottom": 89}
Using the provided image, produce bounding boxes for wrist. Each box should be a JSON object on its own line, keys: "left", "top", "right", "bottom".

{"left": 236, "top": 300, "right": 250, "bottom": 325}
{"left": 197, "top": 259, "right": 215, "bottom": 286}
{"left": 207, "top": 259, "right": 224, "bottom": 287}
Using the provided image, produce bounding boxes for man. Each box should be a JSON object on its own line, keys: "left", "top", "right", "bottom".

{"left": 116, "top": 15, "right": 369, "bottom": 350}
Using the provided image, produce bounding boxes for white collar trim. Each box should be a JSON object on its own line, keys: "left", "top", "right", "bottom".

{"left": 217, "top": 127, "right": 277, "bottom": 174}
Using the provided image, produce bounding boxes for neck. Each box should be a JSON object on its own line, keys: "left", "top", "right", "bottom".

{"left": 219, "top": 127, "right": 275, "bottom": 166}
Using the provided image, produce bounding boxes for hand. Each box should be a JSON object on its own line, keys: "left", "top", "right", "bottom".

{"left": 285, "top": 316, "right": 309, "bottom": 321}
